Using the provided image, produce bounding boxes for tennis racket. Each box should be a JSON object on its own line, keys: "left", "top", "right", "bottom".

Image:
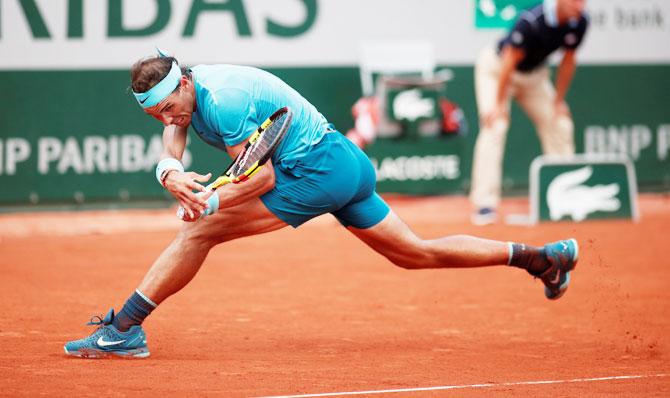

{"left": 208, "top": 106, "right": 292, "bottom": 190}
{"left": 177, "top": 106, "right": 293, "bottom": 219}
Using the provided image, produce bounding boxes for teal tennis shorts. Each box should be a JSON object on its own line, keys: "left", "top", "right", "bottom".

{"left": 260, "top": 131, "right": 390, "bottom": 228}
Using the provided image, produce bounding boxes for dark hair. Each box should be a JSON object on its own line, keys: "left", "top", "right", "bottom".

{"left": 130, "top": 56, "right": 190, "bottom": 93}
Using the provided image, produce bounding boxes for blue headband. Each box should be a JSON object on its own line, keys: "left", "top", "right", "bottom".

{"left": 133, "top": 61, "right": 181, "bottom": 109}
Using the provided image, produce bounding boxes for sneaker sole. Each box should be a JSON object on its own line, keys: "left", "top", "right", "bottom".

{"left": 64, "top": 346, "right": 150, "bottom": 359}
{"left": 569, "top": 238, "right": 579, "bottom": 265}
{"left": 547, "top": 272, "right": 571, "bottom": 300}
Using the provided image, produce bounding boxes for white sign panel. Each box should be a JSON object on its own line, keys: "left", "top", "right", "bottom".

{"left": 1, "top": 0, "right": 669, "bottom": 69}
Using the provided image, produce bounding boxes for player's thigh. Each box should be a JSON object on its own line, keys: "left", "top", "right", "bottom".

{"left": 178, "top": 197, "right": 288, "bottom": 245}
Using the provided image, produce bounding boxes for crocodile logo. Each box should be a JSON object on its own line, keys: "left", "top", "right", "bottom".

{"left": 547, "top": 166, "right": 621, "bottom": 221}
{"left": 392, "top": 89, "right": 435, "bottom": 122}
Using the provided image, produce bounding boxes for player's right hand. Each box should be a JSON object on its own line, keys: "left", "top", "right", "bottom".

{"left": 553, "top": 100, "right": 571, "bottom": 118}
{"left": 481, "top": 103, "right": 508, "bottom": 129}
{"left": 163, "top": 170, "right": 212, "bottom": 219}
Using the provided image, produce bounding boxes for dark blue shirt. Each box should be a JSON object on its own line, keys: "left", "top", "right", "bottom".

{"left": 497, "top": 4, "right": 589, "bottom": 73}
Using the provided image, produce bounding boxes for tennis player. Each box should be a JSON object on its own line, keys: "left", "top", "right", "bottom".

{"left": 64, "top": 52, "right": 579, "bottom": 358}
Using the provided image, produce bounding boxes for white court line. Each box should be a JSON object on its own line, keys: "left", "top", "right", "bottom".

{"left": 255, "top": 373, "right": 670, "bottom": 398}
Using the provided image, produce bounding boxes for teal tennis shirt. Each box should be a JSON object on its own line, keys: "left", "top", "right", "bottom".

{"left": 186, "top": 64, "right": 390, "bottom": 229}
{"left": 189, "top": 64, "right": 330, "bottom": 174}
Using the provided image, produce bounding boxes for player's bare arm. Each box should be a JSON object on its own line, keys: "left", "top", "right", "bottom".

{"left": 217, "top": 140, "right": 277, "bottom": 208}
{"left": 178, "top": 107, "right": 291, "bottom": 222}
{"left": 554, "top": 49, "right": 577, "bottom": 117}
{"left": 483, "top": 46, "right": 525, "bottom": 127}
{"left": 160, "top": 124, "right": 211, "bottom": 217}
{"left": 178, "top": 138, "right": 277, "bottom": 223}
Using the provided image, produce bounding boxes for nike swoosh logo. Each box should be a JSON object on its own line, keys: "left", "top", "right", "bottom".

{"left": 550, "top": 271, "right": 561, "bottom": 284}
{"left": 97, "top": 336, "right": 126, "bottom": 347}
{"left": 139, "top": 96, "right": 149, "bottom": 104}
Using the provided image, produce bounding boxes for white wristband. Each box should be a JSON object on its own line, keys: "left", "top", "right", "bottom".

{"left": 156, "top": 158, "right": 184, "bottom": 187}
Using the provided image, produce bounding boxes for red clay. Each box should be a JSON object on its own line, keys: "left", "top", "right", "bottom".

{"left": 1, "top": 194, "right": 668, "bottom": 397}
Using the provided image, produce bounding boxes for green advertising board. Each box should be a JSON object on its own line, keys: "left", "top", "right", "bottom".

{"left": 530, "top": 155, "right": 639, "bottom": 223}
{"left": 0, "top": 67, "right": 362, "bottom": 207}
{"left": 367, "top": 137, "right": 465, "bottom": 195}
{"left": 1, "top": 65, "right": 670, "bottom": 206}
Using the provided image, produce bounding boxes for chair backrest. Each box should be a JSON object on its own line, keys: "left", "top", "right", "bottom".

{"left": 358, "top": 40, "right": 437, "bottom": 96}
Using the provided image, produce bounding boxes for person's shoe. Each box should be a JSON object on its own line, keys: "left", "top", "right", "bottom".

{"left": 539, "top": 239, "right": 579, "bottom": 300}
{"left": 64, "top": 309, "right": 149, "bottom": 358}
{"left": 471, "top": 207, "right": 497, "bottom": 225}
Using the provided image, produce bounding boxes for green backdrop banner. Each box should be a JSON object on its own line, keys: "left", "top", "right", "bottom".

{"left": 0, "top": 64, "right": 669, "bottom": 205}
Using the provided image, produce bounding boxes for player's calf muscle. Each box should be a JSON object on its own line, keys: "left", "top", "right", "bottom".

{"left": 384, "top": 244, "right": 436, "bottom": 270}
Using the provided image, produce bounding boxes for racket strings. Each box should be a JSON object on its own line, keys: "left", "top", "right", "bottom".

{"left": 231, "top": 116, "right": 286, "bottom": 177}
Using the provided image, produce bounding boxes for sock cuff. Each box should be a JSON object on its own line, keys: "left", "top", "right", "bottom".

{"left": 507, "top": 242, "right": 514, "bottom": 265}
{"left": 135, "top": 289, "right": 158, "bottom": 308}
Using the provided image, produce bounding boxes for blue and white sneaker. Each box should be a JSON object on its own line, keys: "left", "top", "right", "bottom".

{"left": 539, "top": 239, "right": 579, "bottom": 300}
{"left": 64, "top": 309, "right": 149, "bottom": 358}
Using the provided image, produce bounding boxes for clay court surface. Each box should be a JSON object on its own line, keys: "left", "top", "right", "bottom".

{"left": 1, "top": 195, "right": 668, "bottom": 397}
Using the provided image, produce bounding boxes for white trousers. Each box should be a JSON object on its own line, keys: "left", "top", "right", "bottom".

{"left": 469, "top": 46, "right": 575, "bottom": 209}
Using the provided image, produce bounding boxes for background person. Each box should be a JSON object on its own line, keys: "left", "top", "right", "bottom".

{"left": 469, "top": 0, "right": 589, "bottom": 225}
